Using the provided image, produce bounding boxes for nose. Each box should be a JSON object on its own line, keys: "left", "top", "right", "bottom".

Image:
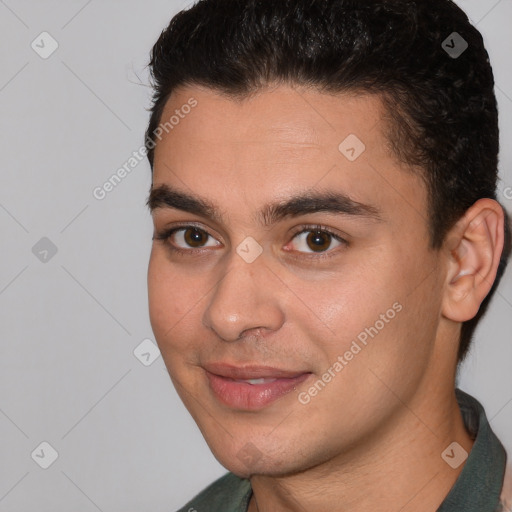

{"left": 202, "top": 251, "right": 285, "bottom": 342}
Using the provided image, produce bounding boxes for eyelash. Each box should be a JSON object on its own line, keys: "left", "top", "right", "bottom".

{"left": 153, "top": 223, "right": 348, "bottom": 260}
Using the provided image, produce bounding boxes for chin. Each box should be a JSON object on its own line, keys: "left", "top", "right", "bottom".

{"left": 206, "top": 435, "right": 312, "bottom": 479}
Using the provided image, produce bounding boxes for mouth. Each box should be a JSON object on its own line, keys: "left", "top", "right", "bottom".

{"left": 203, "top": 363, "right": 313, "bottom": 410}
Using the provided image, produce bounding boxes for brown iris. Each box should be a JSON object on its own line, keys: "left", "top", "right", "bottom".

{"left": 306, "top": 230, "right": 332, "bottom": 252}
{"left": 183, "top": 227, "right": 208, "bottom": 248}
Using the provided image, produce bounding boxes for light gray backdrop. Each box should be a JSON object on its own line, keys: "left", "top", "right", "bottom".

{"left": 0, "top": 1, "right": 511, "bottom": 510}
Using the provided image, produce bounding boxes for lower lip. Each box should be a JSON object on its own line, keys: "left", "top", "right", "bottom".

{"left": 206, "top": 371, "right": 312, "bottom": 410}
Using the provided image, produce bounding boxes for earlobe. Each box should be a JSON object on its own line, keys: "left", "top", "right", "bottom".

{"left": 442, "top": 199, "right": 505, "bottom": 323}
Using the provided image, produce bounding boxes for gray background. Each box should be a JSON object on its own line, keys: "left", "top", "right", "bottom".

{"left": 0, "top": 0, "right": 511, "bottom": 510}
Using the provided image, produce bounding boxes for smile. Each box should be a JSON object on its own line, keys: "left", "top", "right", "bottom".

{"left": 203, "top": 363, "right": 313, "bottom": 410}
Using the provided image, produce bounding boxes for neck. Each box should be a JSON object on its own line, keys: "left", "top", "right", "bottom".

{"left": 248, "top": 386, "right": 474, "bottom": 512}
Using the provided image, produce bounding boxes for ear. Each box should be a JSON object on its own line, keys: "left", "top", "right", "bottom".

{"left": 442, "top": 198, "right": 505, "bottom": 322}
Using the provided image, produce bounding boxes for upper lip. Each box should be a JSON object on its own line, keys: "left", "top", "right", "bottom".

{"left": 203, "top": 362, "right": 310, "bottom": 380}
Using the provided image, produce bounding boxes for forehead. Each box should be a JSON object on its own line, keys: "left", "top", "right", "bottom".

{"left": 151, "top": 84, "right": 427, "bottom": 228}
{"left": 155, "top": 84, "right": 385, "bottom": 156}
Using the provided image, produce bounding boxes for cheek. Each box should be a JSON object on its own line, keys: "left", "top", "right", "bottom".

{"left": 148, "top": 254, "right": 171, "bottom": 329}
{"left": 147, "top": 251, "right": 199, "bottom": 348}
{"left": 356, "top": 260, "right": 444, "bottom": 385}
{"left": 290, "top": 263, "right": 394, "bottom": 343}
{"left": 300, "top": 253, "right": 430, "bottom": 369}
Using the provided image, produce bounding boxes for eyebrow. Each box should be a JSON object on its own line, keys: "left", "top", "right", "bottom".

{"left": 146, "top": 183, "right": 383, "bottom": 226}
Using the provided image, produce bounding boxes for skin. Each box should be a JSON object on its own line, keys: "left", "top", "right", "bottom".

{"left": 147, "top": 84, "right": 505, "bottom": 512}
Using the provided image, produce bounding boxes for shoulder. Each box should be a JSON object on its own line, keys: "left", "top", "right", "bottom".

{"left": 175, "top": 472, "right": 252, "bottom": 512}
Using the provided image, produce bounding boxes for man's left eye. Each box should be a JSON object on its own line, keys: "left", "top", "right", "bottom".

{"left": 288, "top": 229, "right": 346, "bottom": 254}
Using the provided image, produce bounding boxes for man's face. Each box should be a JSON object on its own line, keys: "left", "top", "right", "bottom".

{"left": 147, "top": 85, "right": 448, "bottom": 477}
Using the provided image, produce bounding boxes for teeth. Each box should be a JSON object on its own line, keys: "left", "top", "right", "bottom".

{"left": 236, "top": 378, "right": 278, "bottom": 385}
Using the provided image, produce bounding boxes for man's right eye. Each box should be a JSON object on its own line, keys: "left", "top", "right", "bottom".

{"left": 153, "top": 225, "right": 221, "bottom": 254}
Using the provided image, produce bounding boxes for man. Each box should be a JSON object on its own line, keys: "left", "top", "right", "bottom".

{"left": 144, "top": 0, "right": 512, "bottom": 510}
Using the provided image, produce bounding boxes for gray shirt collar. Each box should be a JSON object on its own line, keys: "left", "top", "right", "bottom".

{"left": 437, "top": 388, "right": 507, "bottom": 511}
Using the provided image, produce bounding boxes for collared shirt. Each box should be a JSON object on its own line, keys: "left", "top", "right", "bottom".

{"left": 176, "top": 388, "right": 511, "bottom": 512}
